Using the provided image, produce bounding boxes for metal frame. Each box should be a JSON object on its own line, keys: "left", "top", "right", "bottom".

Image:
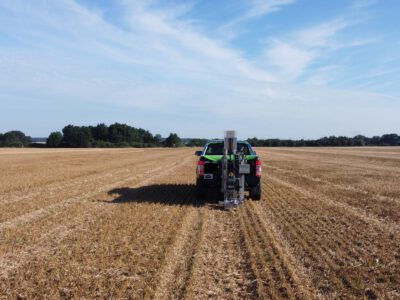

{"left": 220, "top": 131, "right": 248, "bottom": 210}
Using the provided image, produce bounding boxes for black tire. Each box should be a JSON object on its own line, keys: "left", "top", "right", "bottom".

{"left": 250, "top": 184, "right": 261, "bottom": 200}
{"left": 205, "top": 188, "right": 220, "bottom": 203}
{"left": 196, "top": 180, "right": 205, "bottom": 200}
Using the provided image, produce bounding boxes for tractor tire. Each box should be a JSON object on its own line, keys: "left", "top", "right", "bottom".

{"left": 196, "top": 180, "right": 205, "bottom": 200}
{"left": 250, "top": 184, "right": 261, "bottom": 200}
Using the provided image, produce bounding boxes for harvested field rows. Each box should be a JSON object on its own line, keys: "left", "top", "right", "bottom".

{"left": 0, "top": 147, "right": 399, "bottom": 299}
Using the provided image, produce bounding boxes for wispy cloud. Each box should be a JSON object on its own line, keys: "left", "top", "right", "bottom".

{"left": 349, "top": 0, "right": 378, "bottom": 10}
{"left": 295, "top": 19, "right": 349, "bottom": 48}
{"left": 225, "top": 0, "right": 295, "bottom": 26}
{"left": 119, "top": 0, "right": 276, "bottom": 82}
{"left": 262, "top": 14, "right": 377, "bottom": 83}
{"left": 0, "top": 0, "right": 398, "bottom": 138}
{"left": 218, "top": 0, "right": 296, "bottom": 39}
{"left": 264, "top": 40, "right": 316, "bottom": 81}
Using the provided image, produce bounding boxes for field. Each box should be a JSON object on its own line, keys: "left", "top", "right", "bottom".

{"left": 0, "top": 147, "right": 399, "bottom": 299}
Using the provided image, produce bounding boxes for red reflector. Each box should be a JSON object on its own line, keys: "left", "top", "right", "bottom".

{"left": 197, "top": 160, "right": 205, "bottom": 176}
{"left": 256, "top": 159, "right": 262, "bottom": 177}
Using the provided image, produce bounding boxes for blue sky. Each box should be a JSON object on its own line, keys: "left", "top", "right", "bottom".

{"left": 0, "top": 0, "right": 399, "bottom": 139}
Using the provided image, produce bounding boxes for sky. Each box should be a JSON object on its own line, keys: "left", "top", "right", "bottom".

{"left": 0, "top": 0, "right": 399, "bottom": 139}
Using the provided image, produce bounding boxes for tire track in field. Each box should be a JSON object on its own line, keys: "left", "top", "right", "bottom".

{"left": 0, "top": 157, "right": 194, "bottom": 298}
{"left": 0, "top": 166, "right": 158, "bottom": 233}
{"left": 0, "top": 155, "right": 191, "bottom": 233}
{"left": 263, "top": 176, "right": 395, "bottom": 264}
{"left": 260, "top": 182, "right": 362, "bottom": 298}
{"left": 0, "top": 200, "right": 189, "bottom": 299}
{"left": 0, "top": 148, "right": 176, "bottom": 203}
{"left": 237, "top": 201, "right": 312, "bottom": 300}
{"left": 267, "top": 193, "right": 372, "bottom": 297}
{"left": 0, "top": 155, "right": 193, "bottom": 281}
{"left": 151, "top": 202, "right": 204, "bottom": 300}
{"left": 268, "top": 164, "right": 400, "bottom": 205}
{"left": 266, "top": 151, "right": 400, "bottom": 175}
{"left": 0, "top": 151, "right": 138, "bottom": 195}
{"left": 0, "top": 151, "right": 181, "bottom": 219}
{"left": 266, "top": 174, "right": 399, "bottom": 235}
{"left": 265, "top": 177, "right": 394, "bottom": 265}
{"left": 262, "top": 176, "right": 400, "bottom": 298}
{"left": 182, "top": 206, "right": 258, "bottom": 300}
{"left": 0, "top": 164, "right": 127, "bottom": 205}
{"left": 246, "top": 200, "right": 316, "bottom": 299}
{"left": 265, "top": 182, "right": 364, "bottom": 264}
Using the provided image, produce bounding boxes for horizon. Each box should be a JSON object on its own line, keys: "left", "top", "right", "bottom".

{"left": 10, "top": 125, "right": 400, "bottom": 141}
{"left": 1, "top": 0, "right": 399, "bottom": 139}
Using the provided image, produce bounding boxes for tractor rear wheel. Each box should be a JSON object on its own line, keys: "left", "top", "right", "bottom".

{"left": 250, "top": 184, "right": 261, "bottom": 200}
{"left": 196, "top": 180, "right": 205, "bottom": 200}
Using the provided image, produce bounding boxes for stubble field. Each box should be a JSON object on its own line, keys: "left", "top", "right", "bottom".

{"left": 0, "top": 147, "right": 399, "bottom": 299}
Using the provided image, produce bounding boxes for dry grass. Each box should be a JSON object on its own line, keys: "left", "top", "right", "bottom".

{"left": 0, "top": 147, "right": 399, "bottom": 299}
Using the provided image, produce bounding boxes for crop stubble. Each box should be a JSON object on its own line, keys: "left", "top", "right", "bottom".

{"left": 0, "top": 147, "right": 399, "bottom": 299}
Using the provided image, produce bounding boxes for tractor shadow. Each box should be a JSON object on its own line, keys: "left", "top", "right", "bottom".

{"left": 105, "top": 184, "right": 204, "bottom": 207}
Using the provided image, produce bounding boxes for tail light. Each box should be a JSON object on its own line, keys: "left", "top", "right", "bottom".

{"left": 255, "top": 159, "right": 262, "bottom": 177}
{"left": 197, "top": 160, "right": 205, "bottom": 176}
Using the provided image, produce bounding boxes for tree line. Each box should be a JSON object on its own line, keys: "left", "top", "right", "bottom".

{"left": 0, "top": 126, "right": 399, "bottom": 148}
{"left": 247, "top": 134, "right": 400, "bottom": 147}
{"left": 46, "top": 123, "right": 183, "bottom": 148}
{"left": 0, "top": 131, "right": 31, "bottom": 147}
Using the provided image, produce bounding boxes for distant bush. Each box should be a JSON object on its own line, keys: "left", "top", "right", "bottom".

{"left": 46, "top": 123, "right": 163, "bottom": 148}
{"left": 247, "top": 134, "right": 400, "bottom": 147}
{"left": 91, "top": 140, "right": 115, "bottom": 148}
{"left": 187, "top": 138, "right": 208, "bottom": 147}
{"left": 116, "top": 142, "right": 131, "bottom": 148}
{"left": 164, "top": 133, "right": 182, "bottom": 147}
{"left": 0, "top": 131, "right": 31, "bottom": 147}
{"left": 47, "top": 132, "right": 63, "bottom": 147}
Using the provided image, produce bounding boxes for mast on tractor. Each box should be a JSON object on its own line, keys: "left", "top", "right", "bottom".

{"left": 220, "top": 130, "right": 250, "bottom": 210}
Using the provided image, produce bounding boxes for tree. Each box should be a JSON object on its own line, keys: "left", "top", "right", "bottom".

{"left": 187, "top": 138, "right": 207, "bottom": 147}
{"left": 154, "top": 134, "right": 163, "bottom": 146}
{"left": 47, "top": 132, "right": 63, "bottom": 147}
{"left": 247, "top": 137, "right": 259, "bottom": 147}
{"left": 353, "top": 135, "right": 366, "bottom": 146}
{"left": 164, "top": 133, "right": 182, "bottom": 147}
{"left": 91, "top": 123, "right": 108, "bottom": 141}
{"left": 2, "top": 131, "right": 31, "bottom": 147}
{"left": 61, "top": 125, "right": 92, "bottom": 147}
{"left": 108, "top": 123, "right": 134, "bottom": 143}
{"left": 381, "top": 133, "right": 399, "bottom": 146}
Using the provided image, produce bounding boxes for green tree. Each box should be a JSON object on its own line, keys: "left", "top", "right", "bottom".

{"left": 164, "top": 133, "right": 182, "bottom": 147}
{"left": 108, "top": 123, "right": 134, "bottom": 143}
{"left": 381, "top": 133, "right": 399, "bottom": 146}
{"left": 92, "top": 123, "right": 109, "bottom": 141}
{"left": 353, "top": 135, "right": 366, "bottom": 146}
{"left": 47, "top": 131, "right": 63, "bottom": 147}
{"left": 247, "top": 137, "right": 259, "bottom": 147}
{"left": 2, "top": 131, "right": 31, "bottom": 147}
{"left": 187, "top": 138, "right": 207, "bottom": 147}
{"left": 154, "top": 134, "right": 162, "bottom": 146}
{"left": 61, "top": 125, "right": 92, "bottom": 147}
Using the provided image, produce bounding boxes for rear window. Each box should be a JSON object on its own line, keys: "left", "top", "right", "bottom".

{"left": 204, "top": 143, "right": 252, "bottom": 155}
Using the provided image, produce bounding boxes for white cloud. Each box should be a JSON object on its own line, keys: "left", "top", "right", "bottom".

{"left": 264, "top": 40, "right": 316, "bottom": 80}
{"left": 262, "top": 13, "right": 377, "bottom": 83}
{"left": 0, "top": 0, "right": 397, "bottom": 138}
{"left": 349, "top": 0, "right": 378, "bottom": 10}
{"left": 226, "top": 0, "right": 295, "bottom": 26}
{"left": 119, "top": 0, "right": 276, "bottom": 82}
{"left": 295, "top": 19, "right": 349, "bottom": 48}
{"left": 218, "top": 0, "right": 296, "bottom": 39}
